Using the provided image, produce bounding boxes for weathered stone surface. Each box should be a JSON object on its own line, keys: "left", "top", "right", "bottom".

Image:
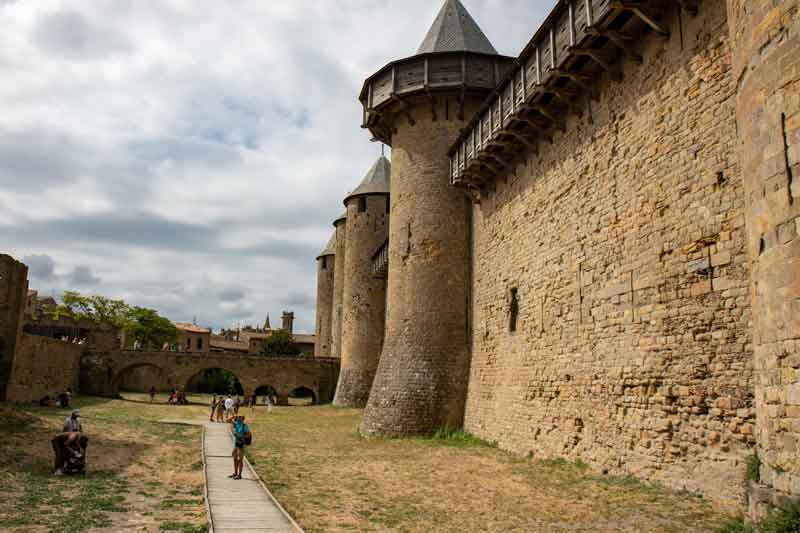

{"left": 330, "top": 218, "right": 347, "bottom": 359}
{"left": 335, "top": 189, "right": 389, "bottom": 408}
{"left": 463, "top": 2, "right": 753, "bottom": 506}
{"left": 728, "top": 0, "right": 800, "bottom": 510}
{"left": 0, "top": 255, "right": 28, "bottom": 401}
{"left": 5, "top": 334, "right": 82, "bottom": 402}
{"left": 314, "top": 233, "right": 336, "bottom": 358}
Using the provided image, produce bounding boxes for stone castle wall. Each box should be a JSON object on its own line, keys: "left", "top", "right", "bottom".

{"left": 726, "top": 0, "right": 800, "bottom": 513}
{"left": 314, "top": 253, "right": 335, "bottom": 357}
{"left": 5, "top": 334, "right": 82, "bottom": 403}
{"left": 0, "top": 255, "right": 28, "bottom": 401}
{"left": 330, "top": 219, "right": 347, "bottom": 358}
{"left": 335, "top": 194, "right": 389, "bottom": 407}
{"left": 464, "top": 2, "right": 754, "bottom": 506}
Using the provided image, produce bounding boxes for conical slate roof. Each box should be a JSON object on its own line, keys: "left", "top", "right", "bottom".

{"left": 317, "top": 231, "right": 337, "bottom": 258}
{"left": 416, "top": 0, "right": 498, "bottom": 55}
{"left": 333, "top": 211, "right": 347, "bottom": 226}
{"left": 343, "top": 156, "right": 391, "bottom": 205}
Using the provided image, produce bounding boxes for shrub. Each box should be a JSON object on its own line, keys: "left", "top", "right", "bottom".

{"left": 746, "top": 454, "right": 761, "bottom": 483}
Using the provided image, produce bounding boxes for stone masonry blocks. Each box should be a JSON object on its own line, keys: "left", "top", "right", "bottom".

{"left": 726, "top": 0, "right": 800, "bottom": 514}
{"left": 0, "top": 255, "right": 28, "bottom": 401}
{"left": 314, "top": 252, "right": 335, "bottom": 357}
{"left": 330, "top": 219, "right": 347, "bottom": 358}
{"left": 334, "top": 194, "right": 389, "bottom": 407}
{"left": 360, "top": 95, "right": 484, "bottom": 436}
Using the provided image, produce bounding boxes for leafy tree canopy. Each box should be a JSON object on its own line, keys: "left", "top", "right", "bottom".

{"left": 54, "top": 291, "right": 176, "bottom": 349}
{"left": 258, "top": 330, "right": 301, "bottom": 357}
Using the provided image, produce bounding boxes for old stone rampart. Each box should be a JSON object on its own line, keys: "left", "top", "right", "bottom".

{"left": 726, "top": 0, "right": 800, "bottom": 515}
{"left": 0, "top": 255, "right": 27, "bottom": 401}
{"left": 463, "top": 2, "right": 753, "bottom": 506}
{"left": 5, "top": 334, "right": 82, "bottom": 403}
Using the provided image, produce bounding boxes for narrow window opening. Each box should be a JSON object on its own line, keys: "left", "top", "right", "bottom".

{"left": 509, "top": 288, "right": 519, "bottom": 333}
{"left": 197, "top": 337, "right": 203, "bottom": 350}
{"left": 759, "top": 236, "right": 766, "bottom": 255}
{"left": 186, "top": 338, "right": 191, "bottom": 349}
{"left": 385, "top": 197, "right": 390, "bottom": 214}
{"left": 358, "top": 197, "right": 367, "bottom": 213}
{"left": 321, "top": 256, "right": 328, "bottom": 270}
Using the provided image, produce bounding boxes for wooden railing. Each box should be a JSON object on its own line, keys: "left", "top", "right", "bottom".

{"left": 449, "top": 0, "right": 677, "bottom": 190}
{"left": 371, "top": 240, "right": 389, "bottom": 278}
{"left": 360, "top": 51, "right": 516, "bottom": 145}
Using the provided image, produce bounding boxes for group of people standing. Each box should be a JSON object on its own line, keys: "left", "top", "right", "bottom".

{"left": 209, "top": 393, "right": 274, "bottom": 422}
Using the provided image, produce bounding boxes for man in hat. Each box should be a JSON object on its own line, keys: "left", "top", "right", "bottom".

{"left": 52, "top": 409, "right": 88, "bottom": 475}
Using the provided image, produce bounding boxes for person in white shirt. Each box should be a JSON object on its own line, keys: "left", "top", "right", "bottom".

{"left": 223, "top": 395, "right": 233, "bottom": 420}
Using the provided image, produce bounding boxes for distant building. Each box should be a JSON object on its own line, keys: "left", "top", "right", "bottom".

{"left": 175, "top": 323, "right": 210, "bottom": 354}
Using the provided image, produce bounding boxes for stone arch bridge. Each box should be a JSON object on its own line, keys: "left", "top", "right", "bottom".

{"left": 80, "top": 350, "right": 340, "bottom": 405}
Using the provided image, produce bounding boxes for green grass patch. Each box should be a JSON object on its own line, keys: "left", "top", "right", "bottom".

{"left": 159, "top": 521, "right": 208, "bottom": 532}
{"left": 427, "top": 426, "right": 496, "bottom": 448}
{"left": 746, "top": 454, "right": 761, "bottom": 482}
{"left": 160, "top": 498, "right": 203, "bottom": 509}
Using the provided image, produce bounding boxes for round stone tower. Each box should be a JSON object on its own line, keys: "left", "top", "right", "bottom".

{"left": 334, "top": 156, "right": 391, "bottom": 407}
{"left": 330, "top": 212, "right": 347, "bottom": 358}
{"left": 314, "top": 231, "right": 336, "bottom": 358}
{"left": 358, "top": 0, "right": 514, "bottom": 436}
{"left": 726, "top": 0, "right": 800, "bottom": 512}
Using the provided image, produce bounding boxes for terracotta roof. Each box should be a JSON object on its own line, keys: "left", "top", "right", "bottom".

{"left": 175, "top": 323, "right": 210, "bottom": 334}
{"left": 416, "top": 0, "right": 498, "bottom": 55}
{"left": 343, "top": 156, "right": 391, "bottom": 204}
{"left": 317, "top": 231, "right": 337, "bottom": 258}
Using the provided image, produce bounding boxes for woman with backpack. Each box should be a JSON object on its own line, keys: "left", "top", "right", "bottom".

{"left": 229, "top": 415, "right": 252, "bottom": 480}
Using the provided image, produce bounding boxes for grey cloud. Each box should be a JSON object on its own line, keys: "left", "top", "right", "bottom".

{"left": 69, "top": 265, "right": 101, "bottom": 286}
{"left": 281, "top": 291, "right": 314, "bottom": 310}
{"left": 0, "top": 211, "right": 217, "bottom": 250}
{"left": 32, "top": 10, "right": 132, "bottom": 60}
{"left": 218, "top": 287, "right": 245, "bottom": 303}
{"left": 22, "top": 254, "right": 56, "bottom": 280}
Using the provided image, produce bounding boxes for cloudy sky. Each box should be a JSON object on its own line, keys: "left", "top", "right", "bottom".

{"left": 0, "top": 0, "right": 550, "bottom": 333}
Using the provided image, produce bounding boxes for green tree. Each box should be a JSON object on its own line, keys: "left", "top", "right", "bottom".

{"left": 127, "top": 307, "right": 177, "bottom": 350}
{"left": 55, "top": 291, "right": 176, "bottom": 350}
{"left": 258, "top": 330, "right": 301, "bottom": 357}
{"left": 55, "top": 291, "right": 132, "bottom": 329}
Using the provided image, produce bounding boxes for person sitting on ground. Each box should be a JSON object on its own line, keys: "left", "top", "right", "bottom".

{"left": 57, "top": 389, "right": 71, "bottom": 408}
{"left": 229, "top": 415, "right": 251, "bottom": 480}
{"left": 52, "top": 410, "right": 88, "bottom": 475}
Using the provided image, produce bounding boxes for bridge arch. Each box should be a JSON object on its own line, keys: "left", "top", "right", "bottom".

{"left": 112, "top": 363, "right": 171, "bottom": 393}
{"left": 289, "top": 386, "right": 317, "bottom": 406}
{"left": 184, "top": 367, "right": 244, "bottom": 396}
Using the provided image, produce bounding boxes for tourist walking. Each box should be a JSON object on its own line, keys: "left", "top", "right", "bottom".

{"left": 149, "top": 386, "right": 156, "bottom": 403}
{"left": 215, "top": 396, "right": 225, "bottom": 422}
{"left": 223, "top": 395, "right": 233, "bottom": 420}
{"left": 229, "top": 415, "right": 251, "bottom": 480}
{"left": 265, "top": 394, "right": 273, "bottom": 414}
{"left": 209, "top": 395, "right": 217, "bottom": 422}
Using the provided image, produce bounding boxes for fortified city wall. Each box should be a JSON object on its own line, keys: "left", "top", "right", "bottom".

{"left": 725, "top": 0, "right": 800, "bottom": 515}
{"left": 0, "top": 255, "right": 28, "bottom": 401}
{"left": 314, "top": 234, "right": 336, "bottom": 357}
{"left": 330, "top": 215, "right": 347, "bottom": 358}
{"left": 5, "top": 334, "right": 82, "bottom": 403}
{"left": 464, "top": 1, "right": 753, "bottom": 505}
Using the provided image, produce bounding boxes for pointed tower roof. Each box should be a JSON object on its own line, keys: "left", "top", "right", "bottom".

{"left": 416, "top": 0, "right": 497, "bottom": 55}
{"left": 264, "top": 314, "right": 271, "bottom": 330}
{"left": 333, "top": 211, "right": 347, "bottom": 226}
{"left": 317, "top": 231, "right": 337, "bottom": 258}
{"left": 344, "top": 156, "right": 391, "bottom": 205}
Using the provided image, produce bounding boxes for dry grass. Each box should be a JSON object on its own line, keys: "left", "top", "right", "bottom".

{"left": 245, "top": 405, "right": 735, "bottom": 533}
{"left": 0, "top": 394, "right": 208, "bottom": 532}
{"left": 0, "top": 395, "right": 739, "bottom": 532}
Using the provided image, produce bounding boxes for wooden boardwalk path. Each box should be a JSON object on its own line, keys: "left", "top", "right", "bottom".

{"left": 160, "top": 419, "right": 300, "bottom": 532}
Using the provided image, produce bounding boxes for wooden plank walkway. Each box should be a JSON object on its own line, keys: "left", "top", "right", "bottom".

{"left": 203, "top": 421, "right": 301, "bottom": 533}
{"left": 159, "top": 419, "right": 300, "bottom": 533}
